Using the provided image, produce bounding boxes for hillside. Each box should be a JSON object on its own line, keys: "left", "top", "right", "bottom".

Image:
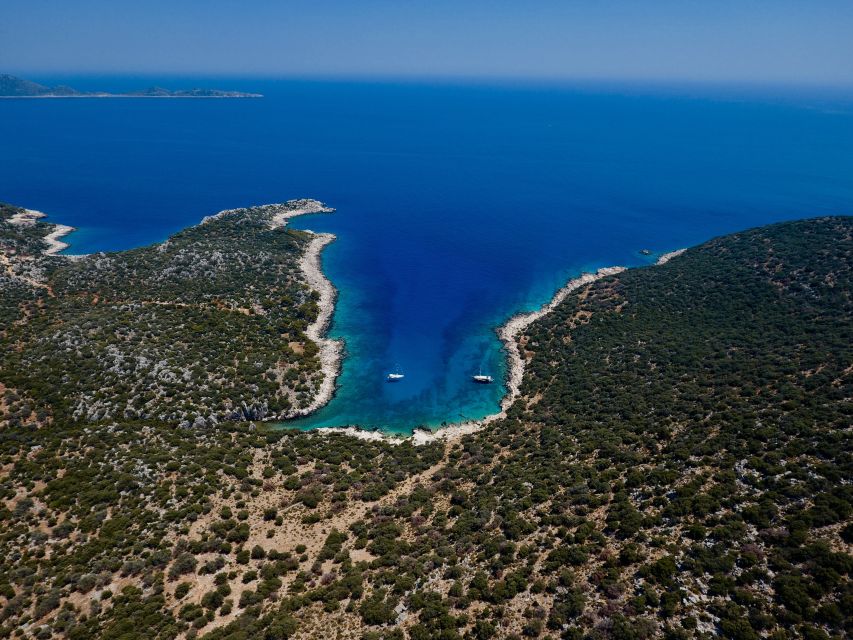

{"left": 0, "top": 201, "right": 334, "bottom": 426}
{"left": 0, "top": 217, "right": 850, "bottom": 640}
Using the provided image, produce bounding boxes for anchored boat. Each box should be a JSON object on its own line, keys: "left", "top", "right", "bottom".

{"left": 472, "top": 368, "right": 493, "bottom": 384}
{"left": 386, "top": 366, "right": 405, "bottom": 382}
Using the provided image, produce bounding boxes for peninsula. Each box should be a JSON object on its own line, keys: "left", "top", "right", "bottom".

{"left": 0, "top": 199, "right": 335, "bottom": 426}
{"left": 0, "top": 74, "right": 262, "bottom": 98}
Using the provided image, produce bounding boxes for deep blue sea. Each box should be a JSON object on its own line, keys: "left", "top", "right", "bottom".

{"left": 3, "top": 77, "right": 853, "bottom": 432}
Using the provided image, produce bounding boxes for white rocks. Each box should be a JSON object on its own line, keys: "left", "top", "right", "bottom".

{"left": 7, "top": 209, "right": 46, "bottom": 226}
{"left": 497, "top": 266, "right": 626, "bottom": 414}
{"left": 43, "top": 224, "right": 75, "bottom": 255}
{"left": 656, "top": 248, "right": 686, "bottom": 265}
{"left": 283, "top": 233, "right": 343, "bottom": 419}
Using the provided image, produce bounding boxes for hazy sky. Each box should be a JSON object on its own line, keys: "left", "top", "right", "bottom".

{"left": 3, "top": 0, "right": 853, "bottom": 85}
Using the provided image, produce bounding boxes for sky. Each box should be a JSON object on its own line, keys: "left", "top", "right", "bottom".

{"left": 2, "top": 0, "right": 853, "bottom": 85}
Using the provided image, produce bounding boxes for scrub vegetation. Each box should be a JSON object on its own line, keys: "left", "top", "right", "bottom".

{"left": 1, "top": 212, "right": 851, "bottom": 640}
{"left": 0, "top": 201, "right": 328, "bottom": 426}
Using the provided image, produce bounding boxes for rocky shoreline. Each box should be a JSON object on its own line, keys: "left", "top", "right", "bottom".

{"left": 11, "top": 197, "right": 685, "bottom": 439}
{"left": 317, "top": 266, "right": 628, "bottom": 445}
{"left": 317, "top": 251, "right": 687, "bottom": 445}
{"left": 285, "top": 231, "right": 344, "bottom": 418}
{"left": 8, "top": 208, "right": 76, "bottom": 255}
{"left": 259, "top": 200, "right": 343, "bottom": 419}
{"left": 656, "top": 248, "right": 686, "bottom": 264}
{"left": 270, "top": 216, "right": 632, "bottom": 443}
{"left": 43, "top": 223, "right": 75, "bottom": 255}
{"left": 496, "top": 266, "right": 627, "bottom": 413}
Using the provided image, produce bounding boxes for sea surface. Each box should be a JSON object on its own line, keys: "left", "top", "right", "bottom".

{"left": 3, "top": 77, "right": 853, "bottom": 433}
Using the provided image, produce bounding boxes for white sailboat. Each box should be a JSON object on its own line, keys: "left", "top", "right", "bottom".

{"left": 472, "top": 367, "right": 493, "bottom": 384}
{"left": 386, "top": 365, "right": 405, "bottom": 382}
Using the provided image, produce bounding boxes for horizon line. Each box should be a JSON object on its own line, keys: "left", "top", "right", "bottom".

{"left": 8, "top": 70, "right": 853, "bottom": 92}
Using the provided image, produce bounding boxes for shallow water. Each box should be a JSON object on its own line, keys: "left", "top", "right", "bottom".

{"left": 2, "top": 77, "right": 852, "bottom": 432}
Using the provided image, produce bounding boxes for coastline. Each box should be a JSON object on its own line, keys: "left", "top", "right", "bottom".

{"left": 316, "top": 265, "right": 628, "bottom": 446}
{"left": 254, "top": 200, "right": 343, "bottom": 419}
{"left": 43, "top": 223, "right": 75, "bottom": 255}
{"left": 8, "top": 208, "right": 76, "bottom": 256}
{"left": 314, "top": 250, "right": 687, "bottom": 446}
{"left": 5, "top": 197, "right": 689, "bottom": 440}
{"left": 285, "top": 232, "right": 344, "bottom": 418}
{"left": 656, "top": 248, "right": 686, "bottom": 264}
{"left": 496, "top": 266, "right": 626, "bottom": 413}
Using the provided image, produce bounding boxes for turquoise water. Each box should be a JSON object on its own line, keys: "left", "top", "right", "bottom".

{"left": 2, "top": 78, "right": 853, "bottom": 432}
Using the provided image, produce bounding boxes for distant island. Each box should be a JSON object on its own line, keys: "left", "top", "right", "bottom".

{"left": 0, "top": 74, "right": 262, "bottom": 98}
